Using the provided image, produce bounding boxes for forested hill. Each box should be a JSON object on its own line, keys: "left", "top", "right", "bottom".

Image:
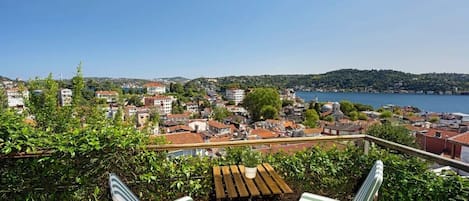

{"left": 191, "top": 69, "right": 469, "bottom": 93}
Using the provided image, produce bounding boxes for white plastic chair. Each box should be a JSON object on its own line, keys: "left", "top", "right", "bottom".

{"left": 109, "top": 173, "right": 193, "bottom": 201}
{"left": 299, "top": 160, "right": 384, "bottom": 201}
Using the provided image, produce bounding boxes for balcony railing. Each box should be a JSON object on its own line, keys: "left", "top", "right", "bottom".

{"left": 1, "top": 134, "right": 469, "bottom": 200}
{"left": 2, "top": 134, "right": 469, "bottom": 172}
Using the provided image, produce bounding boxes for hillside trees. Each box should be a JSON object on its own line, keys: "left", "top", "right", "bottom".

{"left": 339, "top": 100, "right": 356, "bottom": 116}
{"left": 366, "top": 123, "right": 416, "bottom": 147}
{"left": 211, "top": 69, "right": 469, "bottom": 92}
{"left": 348, "top": 111, "right": 359, "bottom": 121}
{"left": 213, "top": 106, "right": 231, "bottom": 121}
{"left": 380, "top": 110, "right": 393, "bottom": 119}
{"left": 242, "top": 88, "right": 281, "bottom": 121}
{"left": 303, "top": 109, "right": 319, "bottom": 128}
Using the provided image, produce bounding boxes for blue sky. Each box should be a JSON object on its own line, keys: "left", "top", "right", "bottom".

{"left": 1, "top": 0, "right": 469, "bottom": 80}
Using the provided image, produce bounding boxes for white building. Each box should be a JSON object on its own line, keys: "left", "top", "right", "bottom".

{"left": 2, "top": 81, "right": 14, "bottom": 89}
{"left": 188, "top": 119, "right": 208, "bottom": 133}
{"left": 6, "top": 88, "right": 29, "bottom": 109}
{"left": 185, "top": 102, "right": 199, "bottom": 113}
{"left": 144, "top": 82, "right": 166, "bottom": 95}
{"left": 96, "top": 91, "right": 118, "bottom": 103}
{"left": 144, "top": 95, "right": 173, "bottom": 115}
{"left": 59, "top": 88, "right": 72, "bottom": 106}
{"left": 225, "top": 89, "right": 245, "bottom": 105}
{"left": 280, "top": 88, "right": 296, "bottom": 101}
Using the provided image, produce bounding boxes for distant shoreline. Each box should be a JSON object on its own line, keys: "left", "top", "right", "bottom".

{"left": 298, "top": 90, "right": 469, "bottom": 96}
{"left": 297, "top": 91, "right": 469, "bottom": 114}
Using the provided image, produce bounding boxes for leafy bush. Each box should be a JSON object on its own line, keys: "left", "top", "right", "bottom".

{"left": 242, "top": 150, "right": 262, "bottom": 167}
{"left": 1, "top": 106, "right": 467, "bottom": 200}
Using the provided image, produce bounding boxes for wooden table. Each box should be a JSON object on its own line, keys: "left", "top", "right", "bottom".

{"left": 213, "top": 163, "right": 293, "bottom": 200}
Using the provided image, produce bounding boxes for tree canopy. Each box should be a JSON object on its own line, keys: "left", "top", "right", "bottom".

{"left": 212, "top": 106, "right": 231, "bottom": 121}
{"left": 366, "top": 123, "right": 416, "bottom": 147}
{"left": 303, "top": 109, "right": 319, "bottom": 128}
{"left": 242, "top": 88, "right": 281, "bottom": 121}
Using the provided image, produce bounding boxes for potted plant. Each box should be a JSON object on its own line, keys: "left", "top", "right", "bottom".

{"left": 242, "top": 150, "right": 261, "bottom": 179}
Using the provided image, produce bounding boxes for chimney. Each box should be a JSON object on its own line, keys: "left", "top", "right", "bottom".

{"left": 435, "top": 131, "right": 441, "bottom": 138}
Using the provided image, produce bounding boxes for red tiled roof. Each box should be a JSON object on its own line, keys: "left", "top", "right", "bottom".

{"left": 284, "top": 121, "right": 295, "bottom": 128}
{"left": 208, "top": 120, "right": 230, "bottom": 129}
{"left": 405, "top": 125, "right": 428, "bottom": 132}
{"left": 95, "top": 90, "right": 118, "bottom": 95}
{"left": 209, "top": 136, "right": 232, "bottom": 142}
{"left": 418, "top": 129, "right": 460, "bottom": 138}
{"left": 161, "top": 132, "right": 204, "bottom": 144}
{"left": 448, "top": 132, "right": 469, "bottom": 146}
{"left": 266, "top": 119, "right": 281, "bottom": 124}
{"left": 251, "top": 128, "right": 279, "bottom": 139}
{"left": 167, "top": 125, "right": 194, "bottom": 133}
{"left": 144, "top": 82, "right": 165, "bottom": 87}
{"left": 304, "top": 128, "right": 323, "bottom": 134}
{"left": 167, "top": 113, "right": 190, "bottom": 119}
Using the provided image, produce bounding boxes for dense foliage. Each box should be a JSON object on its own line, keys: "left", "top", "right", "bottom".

{"left": 1, "top": 126, "right": 468, "bottom": 200}
{"left": 366, "top": 123, "right": 417, "bottom": 147}
{"left": 303, "top": 109, "right": 319, "bottom": 128}
{"left": 242, "top": 88, "right": 281, "bottom": 121}
{"left": 189, "top": 69, "right": 469, "bottom": 92}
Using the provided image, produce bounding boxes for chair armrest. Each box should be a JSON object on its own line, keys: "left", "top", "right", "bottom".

{"left": 174, "top": 196, "right": 193, "bottom": 201}
{"left": 299, "top": 192, "right": 339, "bottom": 201}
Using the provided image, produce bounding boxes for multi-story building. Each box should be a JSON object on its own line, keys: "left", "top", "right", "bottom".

{"left": 144, "top": 82, "right": 166, "bottom": 95}
{"left": 96, "top": 90, "right": 118, "bottom": 103}
{"left": 144, "top": 95, "right": 173, "bottom": 115}
{"left": 185, "top": 101, "right": 199, "bottom": 113}
{"left": 59, "top": 88, "right": 72, "bottom": 106}
{"left": 6, "top": 88, "right": 29, "bottom": 110}
{"left": 225, "top": 88, "right": 244, "bottom": 105}
{"left": 208, "top": 120, "right": 231, "bottom": 136}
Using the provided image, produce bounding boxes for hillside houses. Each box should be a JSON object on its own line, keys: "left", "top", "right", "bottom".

{"left": 4, "top": 76, "right": 469, "bottom": 168}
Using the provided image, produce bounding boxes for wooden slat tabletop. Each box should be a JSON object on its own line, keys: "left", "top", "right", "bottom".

{"left": 238, "top": 165, "right": 260, "bottom": 197}
{"left": 213, "top": 163, "right": 292, "bottom": 200}
{"left": 213, "top": 166, "right": 225, "bottom": 199}
{"left": 221, "top": 166, "right": 237, "bottom": 197}
{"left": 229, "top": 165, "right": 249, "bottom": 197}
{"left": 263, "top": 163, "right": 293, "bottom": 193}
{"left": 257, "top": 164, "right": 282, "bottom": 194}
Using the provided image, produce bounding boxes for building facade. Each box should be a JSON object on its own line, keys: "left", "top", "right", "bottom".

{"left": 225, "top": 89, "right": 245, "bottom": 105}
{"left": 144, "top": 82, "right": 166, "bottom": 95}
{"left": 59, "top": 88, "right": 72, "bottom": 106}
{"left": 96, "top": 90, "right": 118, "bottom": 103}
{"left": 6, "top": 88, "right": 29, "bottom": 110}
{"left": 144, "top": 95, "right": 173, "bottom": 115}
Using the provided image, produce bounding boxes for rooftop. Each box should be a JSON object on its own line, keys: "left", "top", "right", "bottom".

{"left": 144, "top": 82, "right": 165, "bottom": 87}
